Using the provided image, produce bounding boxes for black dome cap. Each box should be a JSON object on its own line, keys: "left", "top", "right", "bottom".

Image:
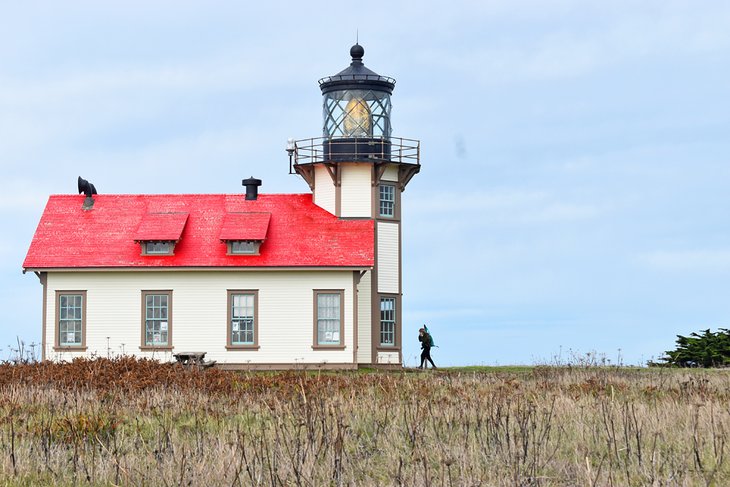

{"left": 318, "top": 44, "right": 396, "bottom": 95}
{"left": 350, "top": 43, "right": 365, "bottom": 61}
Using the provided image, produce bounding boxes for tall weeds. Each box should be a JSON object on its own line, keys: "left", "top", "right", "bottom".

{"left": 0, "top": 358, "right": 729, "bottom": 485}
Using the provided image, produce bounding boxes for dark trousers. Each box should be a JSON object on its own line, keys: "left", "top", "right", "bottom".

{"left": 420, "top": 347, "right": 436, "bottom": 368}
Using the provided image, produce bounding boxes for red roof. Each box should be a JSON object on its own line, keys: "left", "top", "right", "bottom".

{"left": 134, "top": 212, "right": 189, "bottom": 242}
{"left": 23, "top": 194, "right": 374, "bottom": 269}
{"left": 219, "top": 212, "right": 271, "bottom": 241}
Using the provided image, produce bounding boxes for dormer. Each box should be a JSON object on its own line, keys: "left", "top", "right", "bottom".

{"left": 134, "top": 212, "right": 189, "bottom": 256}
{"left": 219, "top": 212, "right": 271, "bottom": 256}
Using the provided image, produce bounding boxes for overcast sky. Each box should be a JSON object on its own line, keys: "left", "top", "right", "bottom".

{"left": 2, "top": 1, "right": 729, "bottom": 366}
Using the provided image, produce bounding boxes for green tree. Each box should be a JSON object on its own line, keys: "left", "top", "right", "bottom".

{"left": 653, "top": 328, "right": 730, "bottom": 367}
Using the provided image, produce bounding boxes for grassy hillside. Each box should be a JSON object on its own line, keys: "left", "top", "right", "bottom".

{"left": 1, "top": 358, "right": 729, "bottom": 485}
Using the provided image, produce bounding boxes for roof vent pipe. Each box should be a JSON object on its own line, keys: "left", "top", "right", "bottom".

{"left": 77, "top": 176, "right": 97, "bottom": 210}
{"left": 242, "top": 177, "right": 262, "bottom": 200}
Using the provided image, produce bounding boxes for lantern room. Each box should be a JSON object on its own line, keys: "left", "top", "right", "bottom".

{"left": 318, "top": 44, "right": 395, "bottom": 162}
{"left": 319, "top": 44, "right": 394, "bottom": 140}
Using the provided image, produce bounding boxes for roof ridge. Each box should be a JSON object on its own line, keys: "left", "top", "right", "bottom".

{"left": 47, "top": 193, "right": 313, "bottom": 197}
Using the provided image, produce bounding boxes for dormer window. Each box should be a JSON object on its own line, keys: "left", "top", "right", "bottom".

{"left": 143, "top": 241, "right": 174, "bottom": 255}
{"left": 134, "top": 212, "right": 189, "bottom": 257}
{"left": 228, "top": 240, "right": 260, "bottom": 255}
{"left": 219, "top": 212, "right": 271, "bottom": 257}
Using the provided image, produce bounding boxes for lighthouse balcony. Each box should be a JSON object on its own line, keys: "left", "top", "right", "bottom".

{"left": 290, "top": 136, "right": 420, "bottom": 166}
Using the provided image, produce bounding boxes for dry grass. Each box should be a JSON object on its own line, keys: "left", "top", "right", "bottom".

{"left": 1, "top": 358, "right": 729, "bottom": 486}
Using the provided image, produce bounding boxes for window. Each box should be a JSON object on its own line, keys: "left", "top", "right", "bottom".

{"left": 227, "top": 290, "right": 259, "bottom": 349}
{"left": 143, "top": 241, "right": 173, "bottom": 255}
{"left": 379, "top": 184, "right": 395, "bottom": 217}
{"left": 56, "top": 291, "right": 86, "bottom": 349}
{"left": 228, "top": 240, "right": 260, "bottom": 255}
{"left": 141, "top": 291, "right": 172, "bottom": 348}
{"left": 380, "top": 297, "right": 396, "bottom": 346}
{"left": 313, "top": 290, "right": 345, "bottom": 348}
{"left": 322, "top": 89, "right": 391, "bottom": 139}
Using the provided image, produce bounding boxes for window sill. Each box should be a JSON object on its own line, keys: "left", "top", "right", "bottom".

{"left": 376, "top": 345, "right": 399, "bottom": 351}
{"left": 311, "top": 345, "right": 346, "bottom": 351}
{"left": 139, "top": 346, "right": 174, "bottom": 351}
{"left": 226, "top": 345, "right": 260, "bottom": 351}
{"left": 53, "top": 346, "right": 87, "bottom": 351}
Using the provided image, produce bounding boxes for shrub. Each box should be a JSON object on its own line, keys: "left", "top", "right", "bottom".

{"left": 653, "top": 328, "right": 730, "bottom": 367}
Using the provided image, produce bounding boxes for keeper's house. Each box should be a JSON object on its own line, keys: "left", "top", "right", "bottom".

{"left": 22, "top": 44, "right": 420, "bottom": 369}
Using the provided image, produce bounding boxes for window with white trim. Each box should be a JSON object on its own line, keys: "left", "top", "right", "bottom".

{"left": 143, "top": 292, "right": 171, "bottom": 347}
{"left": 230, "top": 292, "right": 256, "bottom": 346}
{"left": 315, "top": 291, "right": 343, "bottom": 346}
{"left": 379, "top": 184, "right": 395, "bottom": 217}
{"left": 58, "top": 293, "right": 85, "bottom": 347}
{"left": 380, "top": 297, "right": 396, "bottom": 346}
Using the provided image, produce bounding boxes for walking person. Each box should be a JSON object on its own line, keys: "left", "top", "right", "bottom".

{"left": 418, "top": 327, "right": 436, "bottom": 369}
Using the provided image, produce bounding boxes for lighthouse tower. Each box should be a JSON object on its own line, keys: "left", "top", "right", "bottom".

{"left": 290, "top": 44, "right": 420, "bottom": 366}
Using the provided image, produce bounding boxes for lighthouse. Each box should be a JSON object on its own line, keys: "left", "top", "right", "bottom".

{"left": 290, "top": 44, "right": 420, "bottom": 366}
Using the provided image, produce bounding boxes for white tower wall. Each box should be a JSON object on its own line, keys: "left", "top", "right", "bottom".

{"left": 313, "top": 165, "right": 336, "bottom": 215}
{"left": 340, "top": 164, "right": 372, "bottom": 218}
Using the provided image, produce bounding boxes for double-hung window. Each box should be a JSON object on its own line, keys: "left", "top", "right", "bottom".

{"left": 56, "top": 291, "right": 86, "bottom": 349}
{"left": 379, "top": 183, "right": 396, "bottom": 218}
{"left": 227, "top": 290, "right": 259, "bottom": 349}
{"left": 380, "top": 297, "right": 396, "bottom": 346}
{"left": 142, "top": 291, "right": 172, "bottom": 348}
{"left": 313, "top": 290, "right": 344, "bottom": 348}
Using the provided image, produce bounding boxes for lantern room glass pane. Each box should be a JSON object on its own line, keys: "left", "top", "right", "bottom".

{"left": 323, "top": 89, "right": 391, "bottom": 139}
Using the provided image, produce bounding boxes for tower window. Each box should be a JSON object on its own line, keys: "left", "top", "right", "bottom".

{"left": 379, "top": 184, "right": 395, "bottom": 217}
{"left": 380, "top": 297, "right": 396, "bottom": 346}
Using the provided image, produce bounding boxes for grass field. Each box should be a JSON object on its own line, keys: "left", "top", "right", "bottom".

{"left": 1, "top": 358, "right": 729, "bottom": 486}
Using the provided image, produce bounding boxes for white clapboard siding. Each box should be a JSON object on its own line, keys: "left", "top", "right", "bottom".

{"left": 340, "top": 164, "right": 372, "bottom": 217}
{"left": 382, "top": 164, "right": 398, "bottom": 182}
{"left": 377, "top": 222, "right": 399, "bottom": 294}
{"left": 377, "top": 351, "right": 399, "bottom": 365}
{"left": 45, "top": 271, "right": 356, "bottom": 365}
{"left": 314, "top": 165, "right": 336, "bottom": 215}
{"left": 356, "top": 270, "right": 372, "bottom": 364}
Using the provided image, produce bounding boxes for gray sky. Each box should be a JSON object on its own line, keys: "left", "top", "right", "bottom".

{"left": 2, "top": 0, "right": 729, "bottom": 365}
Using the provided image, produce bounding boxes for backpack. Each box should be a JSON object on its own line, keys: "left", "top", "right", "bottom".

{"left": 424, "top": 325, "right": 436, "bottom": 347}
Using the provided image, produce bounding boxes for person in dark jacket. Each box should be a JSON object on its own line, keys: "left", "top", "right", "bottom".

{"left": 418, "top": 327, "right": 436, "bottom": 369}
